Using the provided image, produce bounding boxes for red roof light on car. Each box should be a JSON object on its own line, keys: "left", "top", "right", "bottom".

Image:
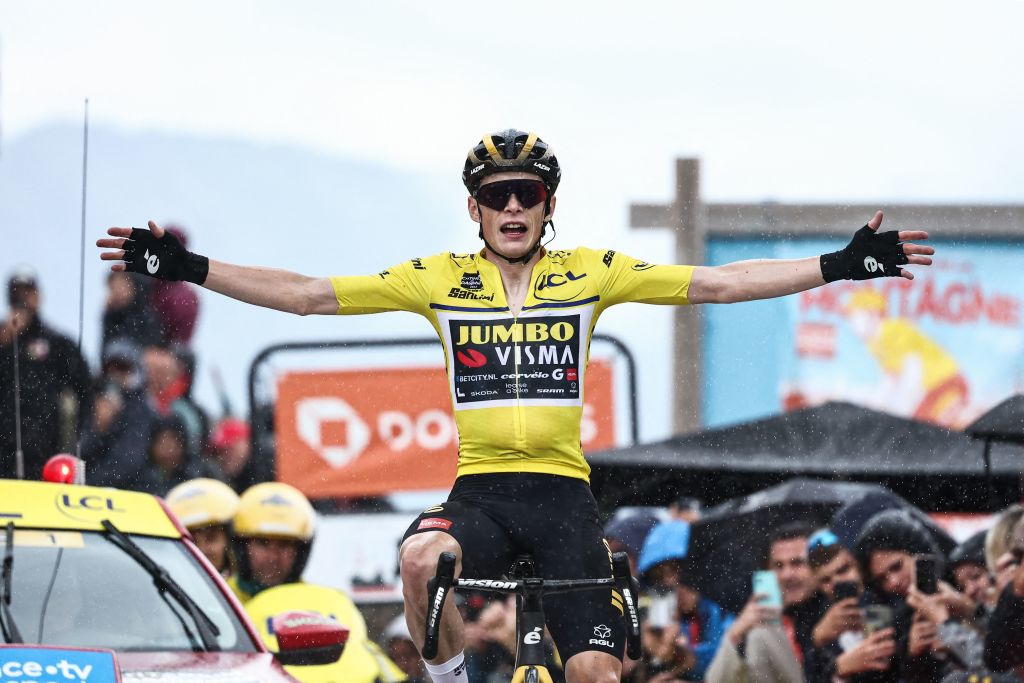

{"left": 41, "top": 454, "right": 86, "bottom": 485}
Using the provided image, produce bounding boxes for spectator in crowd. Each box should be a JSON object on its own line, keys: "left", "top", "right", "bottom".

{"left": 208, "top": 416, "right": 273, "bottom": 493}
{"left": 669, "top": 497, "right": 702, "bottom": 524}
{"left": 986, "top": 506, "right": 1024, "bottom": 597}
{"left": 79, "top": 378, "right": 151, "bottom": 489}
{"left": 804, "top": 528, "right": 899, "bottom": 682}
{"left": 142, "top": 342, "right": 206, "bottom": 455}
{"left": 170, "top": 344, "right": 211, "bottom": 448}
{"left": 383, "top": 615, "right": 429, "bottom": 683}
{"left": 100, "top": 338, "right": 147, "bottom": 397}
{"left": 1, "top": 268, "right": 91, "bottom": 479}
{"left": 856, "top": 509, "right": 983, "bottom": 680}
{"left": 604, "top": 508, "right": 661, "bottom": 580}
{"left": 705, "top": 589, "right": 800, "bottom": 683}
{"left": 636, "top": 519, "right": 730, "bottom": 681}
{"left": 461, "top": 594, "right": 563, "bottom": 683}
{"left": 763, "top": 522, "right": 828, "bottom": 661}
{"left": 134, "top": 415, "right": 213, "bottom": 496}
{"left": 981, "top": 513, "right": 1024, "bottom": 679}
{"left": 101, "top": 271, "right": 162, "bottom": 352}
{"left": 165, "top": 477, "right": 240, "bottom": 577}
{"left": 148, "top": 224, "right": 200, "bottom": 345}
{"left": 949, "top": 531, "right": 997, "bottom": 621}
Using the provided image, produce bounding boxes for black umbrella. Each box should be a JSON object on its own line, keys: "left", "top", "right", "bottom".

{"left": 682, "top": 478, "right": 951, "bottom": 614}
{"left": 965, "top": 395, "right": 1024, "bottom": 445}
{"left": 965, "top": 394, "right": 1024, "bottom": 509}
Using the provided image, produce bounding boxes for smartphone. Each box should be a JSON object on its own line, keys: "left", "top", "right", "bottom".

{"left": 753, "top": 570, "right": 783, "bottom": 609}
{"left": 915, "top": 555, "right": 938, "bottom": 595}
{"left": 646, "top": 591, "right": 676, "bottom": 629}
{"left": 833, "top": 581, "right": 860, "bottom": 602}
{"left": 863, "top": 605, "right": 894, "bottom": 634}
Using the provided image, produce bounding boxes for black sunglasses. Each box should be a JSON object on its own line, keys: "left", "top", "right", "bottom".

{"left": 474, "top": 179, "right": 549, "bottom": 212}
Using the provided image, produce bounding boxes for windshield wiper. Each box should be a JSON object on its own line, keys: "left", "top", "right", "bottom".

{"left": 101, "top": 520, "right": 220, "bottom": 651}
{"left": 1, "top": 522, "right": 24, "bottom": 643}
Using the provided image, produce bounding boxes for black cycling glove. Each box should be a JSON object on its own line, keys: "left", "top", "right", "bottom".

{"left": 819, "top": 225, "right": 909, "bottom": 282}
{"left": 123, "top": 228, "right": 209, "bottom": 285}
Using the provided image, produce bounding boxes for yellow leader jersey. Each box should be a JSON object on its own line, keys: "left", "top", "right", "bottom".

{"left": 329, "top": 247, "right": 694, "bottom": 482}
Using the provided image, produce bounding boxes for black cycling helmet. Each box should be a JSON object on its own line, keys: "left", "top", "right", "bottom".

{"left": 463, "top": 129, "right": 561, "bottom": 265}
{"left": 462, "top": 129, "right": 561, "bottom": 196}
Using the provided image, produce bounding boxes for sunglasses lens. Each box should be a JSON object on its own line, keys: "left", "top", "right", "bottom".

{"left": 476, "top": 180, "right": 548, "bottom": 211}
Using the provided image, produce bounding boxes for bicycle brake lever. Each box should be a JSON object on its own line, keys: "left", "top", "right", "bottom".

{"left": 423, "top": 551, "right": 457, "bottom": 660}
{"left": 611, "top": 552, "right": 642, "bottom": 660}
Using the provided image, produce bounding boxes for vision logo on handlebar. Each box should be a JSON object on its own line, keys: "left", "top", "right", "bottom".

{"left": 422, "top": 551, "right": 642, "bottom": 679}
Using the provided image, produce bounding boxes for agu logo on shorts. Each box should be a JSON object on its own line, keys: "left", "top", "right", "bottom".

{"left": 417, "top": 517, "right": 453, "bottom": 531}
{"left": 0, "top": 647, "right": 119, "bottom": 683}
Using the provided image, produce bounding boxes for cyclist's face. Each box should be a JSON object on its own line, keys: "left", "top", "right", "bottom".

{"left": 470, "top": 171, "right": 555, "bottom": 260}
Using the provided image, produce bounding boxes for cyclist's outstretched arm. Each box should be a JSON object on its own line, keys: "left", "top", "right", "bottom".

{"left": 688, "top": 210, "right": 933, "bottom": 305}
{"left": 97, "top": 221, "right": 338, "bottom": 316}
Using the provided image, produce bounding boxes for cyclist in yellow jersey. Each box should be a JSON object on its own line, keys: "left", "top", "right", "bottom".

{"left": 97, "top": 129, "right": 935, "bottom": 683}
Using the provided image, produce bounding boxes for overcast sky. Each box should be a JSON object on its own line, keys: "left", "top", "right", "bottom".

{"left": 4, "top": 0, "right": 1023, "bottom": 207}
{"left": 2, "top": 1, "right": 1022, "bottom": 440}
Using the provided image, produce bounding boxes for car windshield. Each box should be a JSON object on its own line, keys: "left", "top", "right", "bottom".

{"left": 5, "top": 529, "right": 255, "bottom": 652}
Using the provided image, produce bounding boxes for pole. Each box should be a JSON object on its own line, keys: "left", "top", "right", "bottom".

{"left": 12, "top": 331, "right": 23, "bottom": 480}
{"left": 76, "top": 99, "right": 89, "bottom": 465}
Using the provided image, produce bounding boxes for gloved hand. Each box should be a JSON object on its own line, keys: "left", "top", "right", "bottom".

{"left": 122, "top": 227, "right": 209, "bottom": 284}
{"left": 820, "top": 225, "right": 910, "bottom": 282}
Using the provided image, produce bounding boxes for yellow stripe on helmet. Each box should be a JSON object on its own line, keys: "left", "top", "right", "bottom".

{"left": 483, "top": 135, "right": 502, "bottom": 162}
{"left": 515, "top": 133, "right": 538, "bottom": 162}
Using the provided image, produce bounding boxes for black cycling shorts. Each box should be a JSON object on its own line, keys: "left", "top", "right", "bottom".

{"left": 402, "top": 473, "right": 625, "bottom": 662}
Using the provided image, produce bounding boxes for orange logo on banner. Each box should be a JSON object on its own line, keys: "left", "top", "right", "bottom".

{"left": 276, "top": 361, "right": 616, "bottom": 498}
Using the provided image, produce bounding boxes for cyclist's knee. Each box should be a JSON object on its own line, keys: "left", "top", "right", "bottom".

{"left": 564, "top": 651, "right": 620, "bottom": 683}
{"left": 399, "top": 532, "right": 461, "bottom": 592}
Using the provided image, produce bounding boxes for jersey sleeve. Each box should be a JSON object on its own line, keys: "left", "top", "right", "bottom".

{"left": 329, "top": 258, "right": 431, "bottom": 316}
{"left": 593, "top": 248, "right": 695, "bottom": 309}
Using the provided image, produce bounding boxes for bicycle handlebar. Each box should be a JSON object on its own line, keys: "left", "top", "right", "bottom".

{"left": 421, "top": 551, "right": 642, "bottom": 661}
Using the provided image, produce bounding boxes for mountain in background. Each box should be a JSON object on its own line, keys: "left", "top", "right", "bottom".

{"left": 0, "top": 123, "right": 469, "bottom": 416}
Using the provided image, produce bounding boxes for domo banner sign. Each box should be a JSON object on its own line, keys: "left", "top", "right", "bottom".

{"left": 275, "top": 360, "right": 615, "bottom": 498}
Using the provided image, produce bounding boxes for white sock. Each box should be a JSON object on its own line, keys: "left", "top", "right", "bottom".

{"left": 423, "top": 651, "right": 468, "bottom": 683}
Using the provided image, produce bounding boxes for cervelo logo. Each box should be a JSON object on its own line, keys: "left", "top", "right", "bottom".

{"left": 294, "top": 397, "right": 456, "bottom": 468}
{"left": 863, "top": 256, "right": 884, "bottom": 274}
{"left": 523, "top": 626, "right": 542, "bottom": 645}
{"left": 0, "top": 659, "right": 94, "bottom": 682}
{"left": 143, "top": 249, "right": 159, "bottom": 274}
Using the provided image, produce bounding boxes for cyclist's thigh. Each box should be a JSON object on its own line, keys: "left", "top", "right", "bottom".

{"left": 517, "top": 480, "right": 625, "bottom": 661}
{"left": 402, "top": 500, "right": 515, "bottom": 579}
